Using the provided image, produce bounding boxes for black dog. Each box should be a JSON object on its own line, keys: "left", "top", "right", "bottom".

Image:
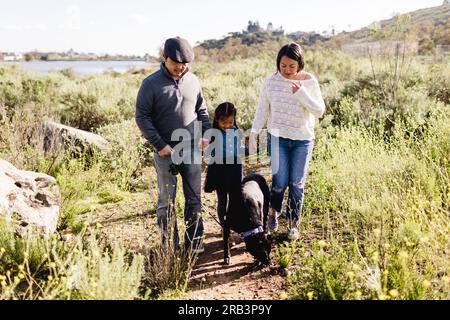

{"left": 224, "top": 173, "right": 271, "bottom": 265}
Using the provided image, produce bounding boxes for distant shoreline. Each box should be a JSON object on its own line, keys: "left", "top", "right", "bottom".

{"left": 1, "top": 59, "right": 149, "bottom": 63}
{"left": 0, "top": 60, "right": 156, "bottom": 75}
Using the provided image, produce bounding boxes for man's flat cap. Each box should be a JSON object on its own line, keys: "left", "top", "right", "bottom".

{"left": 163, "top": 37, "right": 194, "bottom": 63}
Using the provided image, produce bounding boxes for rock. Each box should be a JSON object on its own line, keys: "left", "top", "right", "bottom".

{"left": 0, "top": 159, "right": 60, "bottom": 235}
{"left": 42, "top": 120, "right": 111, "bottom": 154}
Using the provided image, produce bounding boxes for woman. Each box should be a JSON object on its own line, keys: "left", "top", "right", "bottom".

{"left": 249, "top": 42, "right": 325, "bottom": 240}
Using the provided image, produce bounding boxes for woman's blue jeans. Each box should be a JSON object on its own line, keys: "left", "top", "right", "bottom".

{"left": 268, "top": 134, "right": 314, "bottom": 223}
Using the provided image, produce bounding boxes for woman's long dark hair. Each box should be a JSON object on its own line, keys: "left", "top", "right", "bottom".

{"left": 213, "top": 102, "right": 238, "bottom": 129}
{"left": 276, "top": 42, "right": 305, "bottom": 72}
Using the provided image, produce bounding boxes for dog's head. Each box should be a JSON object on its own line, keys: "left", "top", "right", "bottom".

{"left": 244, "top": 233, "right": 271, "bottom": 265}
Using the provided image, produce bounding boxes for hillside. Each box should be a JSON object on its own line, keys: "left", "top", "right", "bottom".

{"left": 378, "top": 2, "right": 450, "bottom": 27}
{"left": 333, "top": 2, "right": 450, "bottom": 48}
{"left": 195, "top": 3, "right": 450, "bottom": 61}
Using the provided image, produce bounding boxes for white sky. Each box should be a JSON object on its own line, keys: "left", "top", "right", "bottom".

{"left": 0, "top": 0, "right": 445, "bottom": 56}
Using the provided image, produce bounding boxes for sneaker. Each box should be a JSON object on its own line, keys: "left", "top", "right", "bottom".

{"left": 288, "top": 227, "right": 299, "bottom": 241}
{"left": 268, "top": 212, "right": 279, "bottom": 232}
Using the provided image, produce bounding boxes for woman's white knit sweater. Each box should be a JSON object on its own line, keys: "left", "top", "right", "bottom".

{"left": 251, "top": 72, "right": 326, "bottom": 141}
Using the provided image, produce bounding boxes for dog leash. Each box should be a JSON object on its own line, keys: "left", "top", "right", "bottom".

{"left": 169, "top": 163, "right": 224, "bottom": 228}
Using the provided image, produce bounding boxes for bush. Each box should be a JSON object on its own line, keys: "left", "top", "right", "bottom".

{"left": 0, "top": 219, "right": 144, "bottom": 300}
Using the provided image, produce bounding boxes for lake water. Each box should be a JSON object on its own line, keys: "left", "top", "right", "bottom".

{"left": 0, "top": 60, "right": 156, "bottom": 75}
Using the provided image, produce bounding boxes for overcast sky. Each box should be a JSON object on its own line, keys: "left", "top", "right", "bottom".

{"left": 0, "top": 0, "right": 444, "bottom": 55}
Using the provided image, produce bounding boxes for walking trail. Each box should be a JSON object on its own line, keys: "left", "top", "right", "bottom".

{"left": 185, "top": 175, "right": 287, "bottom": 300}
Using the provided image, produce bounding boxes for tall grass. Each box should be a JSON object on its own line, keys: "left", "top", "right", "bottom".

{"left": 0, "top": 219, "right": 144, "bottom": 300}
{"left": 0, "top": 48, "right": 448, "bottom": 299}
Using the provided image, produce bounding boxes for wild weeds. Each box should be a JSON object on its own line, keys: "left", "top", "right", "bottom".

{"left": 0, "top": 218, "right": 144, "bottom": 300}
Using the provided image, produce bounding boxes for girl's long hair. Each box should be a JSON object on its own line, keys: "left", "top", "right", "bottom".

{"left": 213, "top": 102, "right": 238, "bottom": 129}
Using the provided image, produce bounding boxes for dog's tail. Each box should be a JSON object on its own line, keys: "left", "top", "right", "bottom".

{"left": 242, "top": 173, "right": 270, "bottom": 230}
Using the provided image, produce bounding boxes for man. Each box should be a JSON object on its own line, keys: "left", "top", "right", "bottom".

{"left": 135, "top": 37, "right": 210, "bottom": 253}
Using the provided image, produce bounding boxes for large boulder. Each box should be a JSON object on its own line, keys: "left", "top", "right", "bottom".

{"left": 0, "top": 159, "right": 60, "bottom": 235}
{"left": 43, "top": 120, "right": 111, "bottom": 154}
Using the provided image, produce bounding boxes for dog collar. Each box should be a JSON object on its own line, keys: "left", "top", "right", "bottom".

{"left": 240, "top": 226, "right": 264, "bottom": 239}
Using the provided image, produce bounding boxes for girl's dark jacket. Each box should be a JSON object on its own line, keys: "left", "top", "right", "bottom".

{"left": 204, "top": 127, "right": 248, "bottom": 193}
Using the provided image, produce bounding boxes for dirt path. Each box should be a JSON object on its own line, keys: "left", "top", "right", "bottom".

{"left": 186, "top": 189, "right": 286, "bottom": 300}
{"left": 77, "top": 165, "right": 287, "bottom": 300}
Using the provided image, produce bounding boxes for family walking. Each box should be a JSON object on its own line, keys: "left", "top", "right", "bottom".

{"left": 135, "top": 37, "right": 325, "bottom": 256}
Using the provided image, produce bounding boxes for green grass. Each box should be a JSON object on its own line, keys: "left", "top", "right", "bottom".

{"left": 0, "top": 48, "right": 448, "bottom": 299}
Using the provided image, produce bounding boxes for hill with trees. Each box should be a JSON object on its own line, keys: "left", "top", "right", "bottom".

{"left": 195, "top": 2, "right": 450, "bottom": 61}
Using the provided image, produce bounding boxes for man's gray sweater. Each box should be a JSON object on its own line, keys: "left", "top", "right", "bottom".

{"left": 135, "top": 63, "right": 211, "bottom": 151}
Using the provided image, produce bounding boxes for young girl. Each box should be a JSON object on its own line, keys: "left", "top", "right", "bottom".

{"left": 204, "top": 102, "right": 247, "bottom": 227}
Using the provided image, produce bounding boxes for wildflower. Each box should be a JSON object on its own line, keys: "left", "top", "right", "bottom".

{"left": 378, "top": 294, "right": 389, "bottom": 300}
{"left": 318, "top": 240, "right": 327, "bottom": 248}
{"left": 96, "top": 223, "right": 102, "bottom": 229}
{"left": 48, "top": 275, "right": 53, "bottom": 281}
{"left": 373, "top": 229, "right": 381, "bottom": 237}
{"left": 307, "top": 291, "right": 314, "bottom": 300}
{"left": 18, "top": 265, "right": 24, "bottom": 271}
{"left": 389, "top": 289, "right": 399, "bottom": 298}
{"left": 355, "top": 291, "right": 362, "bottom": 299}
{"left": 419, "top": 236, "right": 429, "bottom": 244}
{"left": 1, "top": 281, "right": 6, "bottom": 287}
{"left": 352, "top": 264, "right": 361, "bottom": 271}
{"left": 346, "top": 271, "right": 355, "bottom": 279}
{"left": 0, "top": 247, "right": 5, "bottom": 254}
{"left": 23, "top": 252, "right": 29, "bottom": 259}
{"left": 422, "top": 280, "right": 431, "bottom": 288}
{"left": 49, "top": 262, "right": 56, "bottom": 269}
{"left": 384, "top": 243, "right": 390, "bottom": 249}
{"left": 18, "top": 273, "right": 25, "bottom": 280}
{"left": 279, "top": 292, "right": 288, "bottom": 300}
{"left": 399, "top": 251, "right": 408, "bottom": 259}
{"left": 441, "top": 276, "right": 450, "bottom": 284}
{"left": 90, "top": 205, "right": 97, "bottom": 211}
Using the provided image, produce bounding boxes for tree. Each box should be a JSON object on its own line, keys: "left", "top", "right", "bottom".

{"left": 418, "top": 37, "right": 436, "bottom": 55}
{"left": 24, "top": 53, "right": 33, "bottom": 61}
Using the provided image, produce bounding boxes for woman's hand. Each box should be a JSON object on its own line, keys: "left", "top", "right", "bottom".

{"left": 292, "top": 81, "right": 301, "bottom": 94}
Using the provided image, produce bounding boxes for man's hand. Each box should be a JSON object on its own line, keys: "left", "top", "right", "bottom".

{"left": 249, "top": 132, "right": 258, "bottom": 155}
{"left": 198, "top": 138, "right": 209, "bottom": 151}
{"left": 158, "top": 145, "right": 173, "bottom": 157}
